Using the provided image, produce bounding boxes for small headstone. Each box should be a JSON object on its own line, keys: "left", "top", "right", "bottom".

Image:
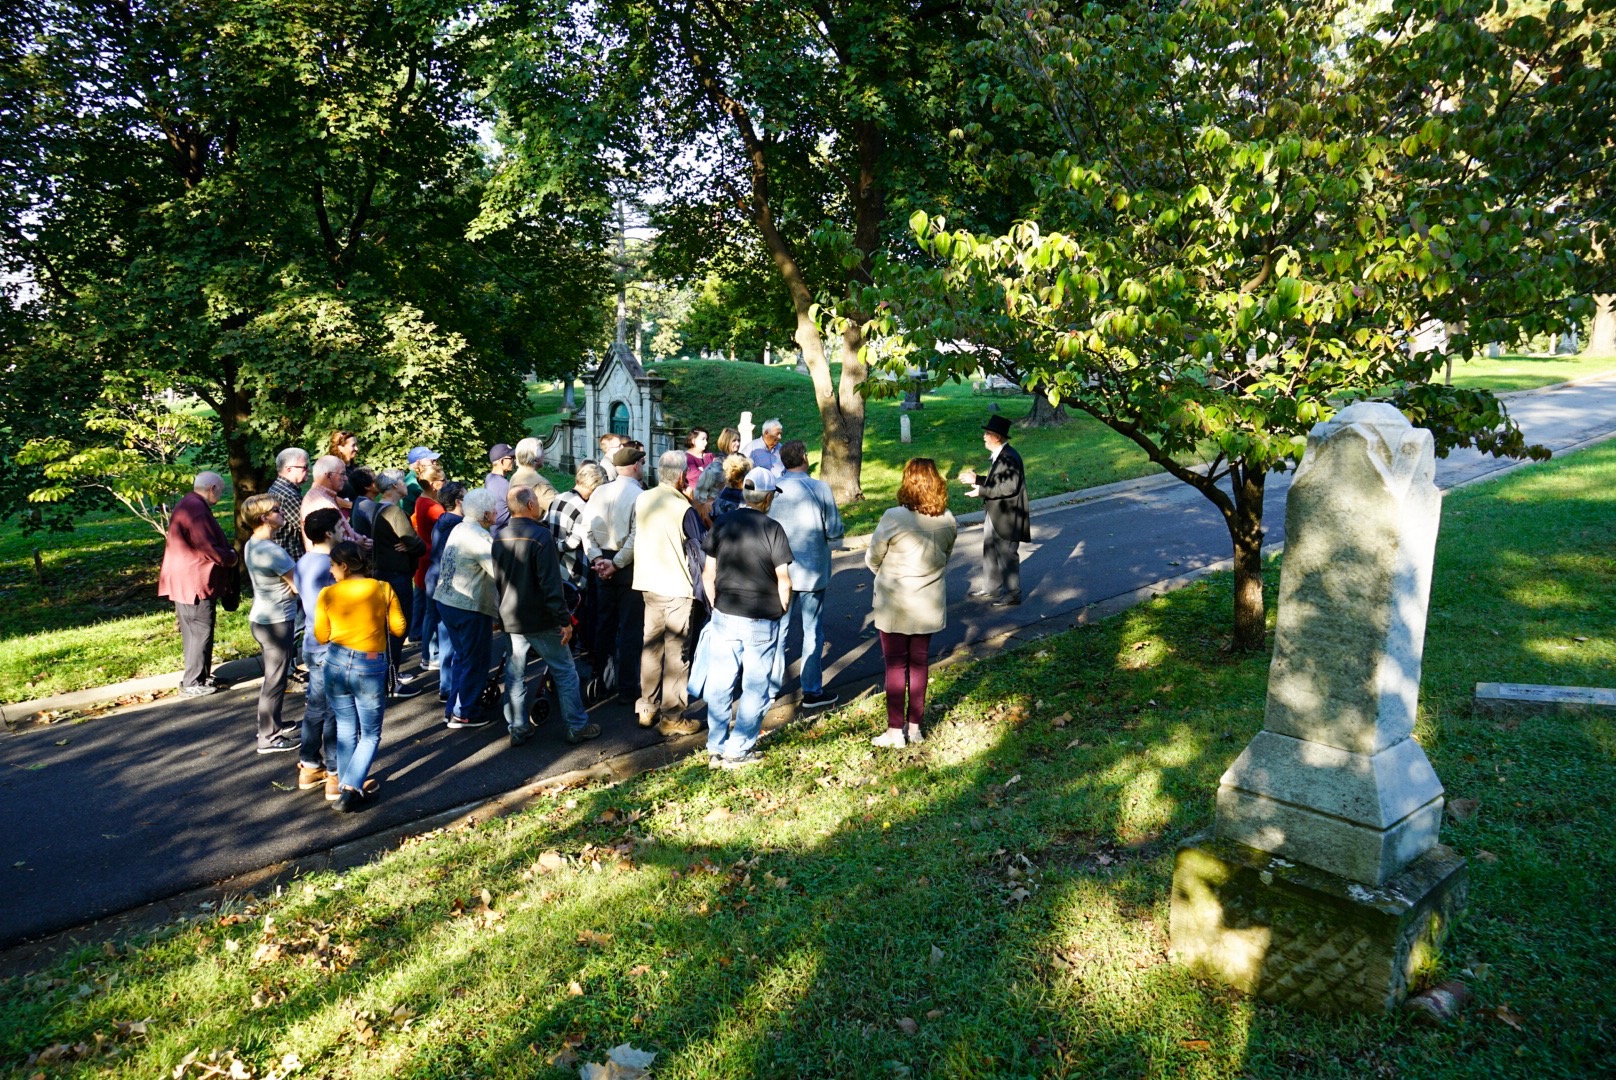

{"left": 988, "top": 402, "right": 1000, "bottom": 413}
{"left": 1486, "top": 342, "right": 1503, "bottom": 358}
{"left": 763, "top": 342, "right": 772, "bottom": 365}
{"left": 900, "top": 388, "right": 923, "bottom": 411}
{"left": 794, "top": 352, "right": 809, "bottom": 376}
{"left": 739, "top": 411, "right": 754, "bottom": 447}
{"left": 900, "top": 415, "right": 912, "bottom": 444}
{"left": 1170, "top": 402, "right": 1466, "bottom": 1012}
{"left": 1474, "top": 682, "right": 1616, "bottom": 718}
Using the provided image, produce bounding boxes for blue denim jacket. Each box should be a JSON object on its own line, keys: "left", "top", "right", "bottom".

{"left": 767, "top": 472, "right": 844, "bottom": 592}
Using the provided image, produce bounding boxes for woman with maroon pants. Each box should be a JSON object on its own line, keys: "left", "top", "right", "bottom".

{"left": 865, "top": 459, "right": 957, "bottom": 747}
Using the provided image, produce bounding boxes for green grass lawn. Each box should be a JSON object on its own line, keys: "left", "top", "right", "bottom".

{"left": 3, "top": 440, "right": 1611, "bottom": 1078}
{"left": 1444, "top": 350, "right": 1616, "bottom": 392}
{"left": 0, "top": 507, "right": 258, "bottom": 704}
{"left": 652, "top": 361, "right": 1168, "bottom": 535}
{"left": 525, "top": 382, "right": 568, "bottom": 440}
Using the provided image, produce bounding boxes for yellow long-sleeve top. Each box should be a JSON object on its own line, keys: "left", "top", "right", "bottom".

{"left": 314, "top": 578, "right": 407, "bottom": 654}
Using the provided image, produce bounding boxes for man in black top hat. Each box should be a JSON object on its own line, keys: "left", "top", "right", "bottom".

{"left": 960, "top": 414, "right": 1030, "bottom": 606}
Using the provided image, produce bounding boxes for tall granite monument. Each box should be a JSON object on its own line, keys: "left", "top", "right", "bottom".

{"left": 1170, "top": 402, "right": 1467, "bottom": 1012}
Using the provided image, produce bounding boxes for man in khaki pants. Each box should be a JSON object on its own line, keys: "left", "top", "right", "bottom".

{"left": 630, "top": 450, "right": 704, "bottom": 736}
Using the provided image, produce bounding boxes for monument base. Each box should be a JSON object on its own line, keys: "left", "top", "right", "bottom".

{"left": 1169, "top": 833, "right": 1466, "bottom": 1012}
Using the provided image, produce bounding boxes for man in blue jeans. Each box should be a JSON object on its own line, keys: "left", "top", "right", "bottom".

{"left": 767, "top": 440, "right": 844, "bottom": 708}
{"left": 700, "top": 468, "right": 794, "bottom": 769}
{"left": 491, "top": 485, "right": 599, "bottom": 746}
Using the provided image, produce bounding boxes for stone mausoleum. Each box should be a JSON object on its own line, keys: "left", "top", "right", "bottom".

{"left": 540, "top": 342, "right": 680, "bottom": 472}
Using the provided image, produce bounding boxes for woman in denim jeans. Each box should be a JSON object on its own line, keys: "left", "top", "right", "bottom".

{"left": 314, "top": 542, "right": 408, "bottom": 812}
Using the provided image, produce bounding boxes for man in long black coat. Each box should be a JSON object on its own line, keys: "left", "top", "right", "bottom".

{"left": 963, "top": 414, "right": 1030, "bottom": 606}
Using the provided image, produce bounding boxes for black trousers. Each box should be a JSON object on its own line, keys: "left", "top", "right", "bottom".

{"left": 176, "top": 599, "right": 217, "bottom": 688}
{"left": 591, "top": 556, "right": 643, "bottom": 693}
{"left": 250, "top": 619, "right": 296, "bottom": 744}
{"left": 981, "top": 522, "right": 1022, "bottom": 598}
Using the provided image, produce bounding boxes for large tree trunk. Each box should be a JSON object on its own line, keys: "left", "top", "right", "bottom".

{"left": 1019, "top": 393, "right": 1071, "bottom": 428}
{"left": 1588, "top": 294, "right": 1616, "bottom": 356}
{"left": 219, "top": 382, "right": 266, "bottom": 539}
{"left": 1223, "top": 465, "right": 1268, "bottom": 652}
{"left": 682, "top": 21, "right": 868, "bottom": 504}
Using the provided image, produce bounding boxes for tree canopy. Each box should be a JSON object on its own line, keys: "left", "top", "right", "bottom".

{"left": 2, "top": 0, "right": 618, "bottom": 519}
{"left": 872, "top": 0, "right": 1612, "bottom": 647}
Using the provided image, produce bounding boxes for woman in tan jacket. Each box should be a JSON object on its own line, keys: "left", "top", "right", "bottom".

{"left": 866, "top": 459, "right": 957, "bottom": 747}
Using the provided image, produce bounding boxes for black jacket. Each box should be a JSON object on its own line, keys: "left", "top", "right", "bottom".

{"left": 491, "top": 516, "right": 569, "bottom": 634}
{"left": 980, "top": 444, "right": 1031, "bottom": 542}
{"left": 372, "top": 502, "right": 427, "bottom": 579}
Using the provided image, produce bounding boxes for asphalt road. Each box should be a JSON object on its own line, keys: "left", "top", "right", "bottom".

{"left": 5, "top": 375, "right": 1615, "bottom": 947}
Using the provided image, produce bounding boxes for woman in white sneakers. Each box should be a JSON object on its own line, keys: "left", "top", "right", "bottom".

{"left": 866, "top": 459, "right": 957, "bottom": 747}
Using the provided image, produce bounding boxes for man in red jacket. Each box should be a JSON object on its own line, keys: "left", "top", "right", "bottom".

{"left": 158, "top": 471, "right": 238, "bottom": 696}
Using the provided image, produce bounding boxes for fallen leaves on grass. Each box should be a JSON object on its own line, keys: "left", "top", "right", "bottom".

{"left": 524, "top": 850, "right": 566, "bottom": 878}
{"left": 703, "top": 806, "right": 733, "bottom": 824}
{"left": 985, "top": 701, "right": 1029, "bottom": 726}
{"left": 1475, "top": 849, "right": 1499, "bottom": 864}
{"left": 929, "top": 944, "right": 944, "bottom": 967}
{"left": 1492, "top": 1004, "right": 1525, "bottom": 1032}
{"left": 895, "top": 1017, "right": 919, "bottom": 1035}
{"left": 1180, "top": 1039, "right": 1211, "bottom": 1052}
{"left": 579, "top": 1043, "right": 657, "bottom": 1079}
{"left": 26, "top": 1019, "right": 152, "bottom": 1070}
{"left": 1446, "top": 798, "right": 1480, "bottom": 823}
{"left": 171, "top": 1048, "right": 301, "bottom": 1079}
{"left": 577, "top": 929, "right": 614, "bottom": 948}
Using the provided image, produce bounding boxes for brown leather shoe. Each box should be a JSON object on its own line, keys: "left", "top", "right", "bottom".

{"left": 656, "top": 716, "right": 703, "bottom": 737}
{"left": 324, "top": 775, "right": 341, "bottom": 802}
{"left": 636, "top": 709, "right": 658, "bottom": 728}
{"left": 298, "top": 764, "right": 327, "bottom": 790}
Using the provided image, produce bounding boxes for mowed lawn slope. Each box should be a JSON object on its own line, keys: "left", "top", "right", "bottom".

{"left": 2, "top": 438, "right": 1611, "bottom": 1078}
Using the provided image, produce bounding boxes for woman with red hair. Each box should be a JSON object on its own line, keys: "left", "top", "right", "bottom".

{"left": 865, "top": 458, "right": 957, "bottom": 747}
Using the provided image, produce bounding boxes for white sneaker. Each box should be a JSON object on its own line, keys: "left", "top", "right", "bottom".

{"left": 904, "top": 724, "right": 924, "bottom": 745}
{"left": 870, "top": 728, "right": 907, "bottom": 749}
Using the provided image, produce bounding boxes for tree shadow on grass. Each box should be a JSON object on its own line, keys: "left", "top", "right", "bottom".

{"left": 6, "top": 491, "right": 1616, "bottom": 1078}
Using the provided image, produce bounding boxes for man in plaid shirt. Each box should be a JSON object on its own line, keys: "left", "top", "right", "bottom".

{"left": 267, "top": 448, "right": 309, "bottom": 561}
{"left": 546, "top": 462, "right": 608, "bottom": 587}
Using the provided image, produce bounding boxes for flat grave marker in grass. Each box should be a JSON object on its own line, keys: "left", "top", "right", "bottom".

{"left": 1473, "top": 681, "right": 1616, "bottom": 718}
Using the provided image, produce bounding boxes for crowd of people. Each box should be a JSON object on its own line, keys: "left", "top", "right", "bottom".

{"left": 157, "top": 411, "right": 1031, "bottom": 810}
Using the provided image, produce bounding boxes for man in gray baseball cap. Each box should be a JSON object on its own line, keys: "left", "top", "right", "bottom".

{"left": 699, "top": 467, "right": 793, "bottom": 769}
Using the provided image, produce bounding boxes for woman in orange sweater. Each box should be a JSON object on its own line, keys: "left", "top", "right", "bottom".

{"left": 314, "top": 542, "right": 408, "bottom": 812}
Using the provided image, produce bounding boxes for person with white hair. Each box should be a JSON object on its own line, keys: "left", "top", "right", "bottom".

{"left": 158, "top": 471, "right": 238, "bottom": 696}
{"left": 629, "top": 450, "right": 704, "bottom": 736}
{"left": 301, "top": 454, "right": 368, "bottom": 550}
{"left": 267, "top": 447, "right": 310, "bottom": 561}
{"left": 434, "top": 486, "right": 500, "bottom": 727}
{"left": 510, "top": 437, "right": 557, "bottom": 498}
{"left": 767, "top": 440, "right": 844, "bottom": 709}
{"left": 492, "top": 485, "right": 598, "bottom": 745}
{"left": 741, "top": 418, "right": 785, "bottom": 477}
{"left": 585, "top": 446, "right": 646, "bottom": 700}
